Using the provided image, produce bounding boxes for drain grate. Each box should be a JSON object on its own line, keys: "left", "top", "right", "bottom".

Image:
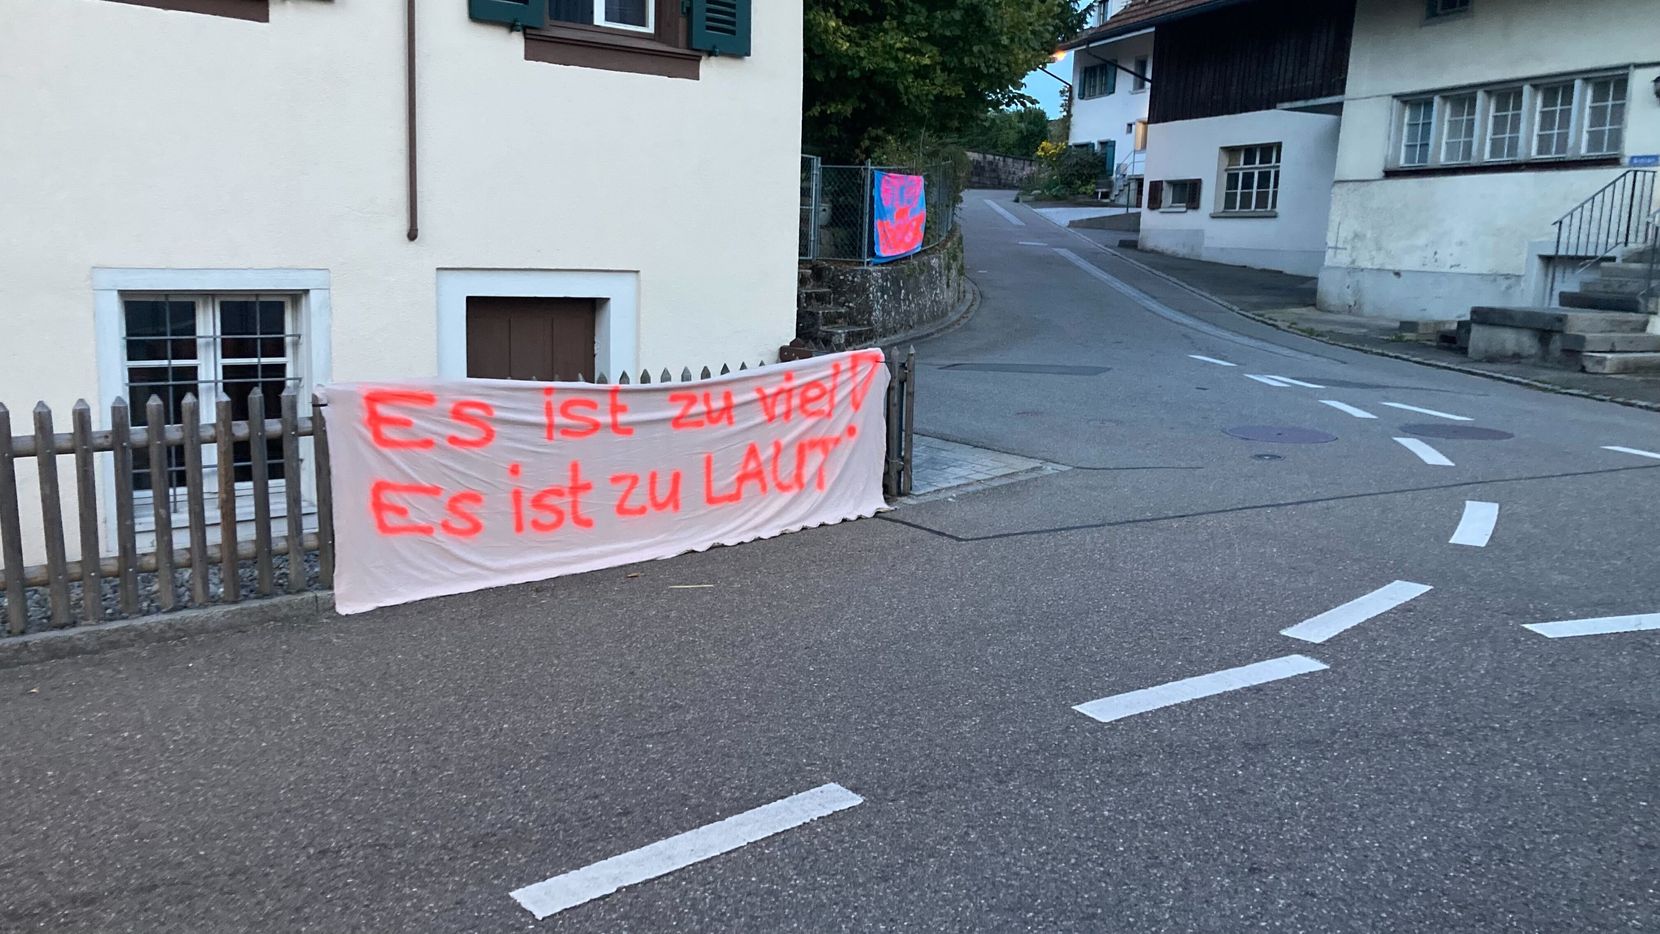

{"left": 1225, "top": 425, "right": 1338, "bottom": 444}
{"left": 1401, "top": 423, "right": 1514, "bottom": 441}
{"left": 940, "top": 363, "right": 1110, "bottom": 375}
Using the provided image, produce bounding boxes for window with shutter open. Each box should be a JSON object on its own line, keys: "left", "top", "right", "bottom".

{"left": 689, "top": 0, "right": 750, "bottom": 56}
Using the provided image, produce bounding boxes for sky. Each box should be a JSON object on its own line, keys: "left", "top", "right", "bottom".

{"left": 1022, "top": 68, "right": 1070, "bottom": 118}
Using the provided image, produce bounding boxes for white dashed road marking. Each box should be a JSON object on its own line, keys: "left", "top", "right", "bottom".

{"left": 1318, "top": 400, "right": 1377, "bottom": 419}
{"left": 1189, "top": 354, "right": 1237, "bottom": 367}
{"left": 1263, "top": 375, "right": 1325, "bottom": 389}
{"left": 1247, "top": 374, "right": 1292, "bottom": 387}
{"left": 509, "top": 784, "right": 863, "bottom": 920}
{"left": 1394, "top": 437, "right": 1454, "bottom": 466}
{"left": 1017, "top": 240, "right": 1047, "bottom": 246}
{"left": 1525, "top": 613, "right": 1660, "bottom": 639}
{"left": 1449, "top": 501, "right": 1499, "bottom": 547}
{"left": 1280, "top": 581, "right": 1434, "bottom": 644}
{"left": 1380, "top": 402, "right": 1472, "bottom": 421}
{"left": 1602, "top": 445, "right": 1660, "bottom": 461}
{"left": 1074, "top": 655, "right": 1328, "bottom": 723}
{"left": 984, "top": 200, "right": 1026, "bottom": 226}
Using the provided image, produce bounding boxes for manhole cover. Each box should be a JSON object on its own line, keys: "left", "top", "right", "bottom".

{"left": 1224, "top": 425, "right": 1338, "bottom": 444}
{"left": 1401, "top": 423, "right": 1514, "bottom": 441}
{"left": 941, "top": 363, "right": 1110, "bottom": 375}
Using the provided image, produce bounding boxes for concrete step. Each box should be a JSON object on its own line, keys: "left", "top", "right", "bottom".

{"left": 1577, "top": 273, "right": 1656, "bottom": 295}
{"left": 1592, "top": 262, "right": 1660, "bottom": 280}
{"left": 1470, "top": 306, "right": 1651, "bottom": 333}
{"left": 1618, "top": 245, "right": 1659, "bottom": 264}
{"left": 1560, "top": 332, "right": 1660, "bottom": 353}
{"left": 1559, "top": 290, "right": 1659, "bottom": 314}
{"left": 1581, "top": 352, "right": 1660, "bottom": 375}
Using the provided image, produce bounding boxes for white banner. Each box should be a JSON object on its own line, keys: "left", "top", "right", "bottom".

{"left": 320, "top": 351, "right": 890, "bottom": 614}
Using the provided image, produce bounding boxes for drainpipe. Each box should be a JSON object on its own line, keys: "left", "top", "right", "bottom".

{"left": 405, "top": 0, "right": 419, "bottom": 241}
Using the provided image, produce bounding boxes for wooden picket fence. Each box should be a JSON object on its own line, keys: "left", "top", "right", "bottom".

{"left": 0, "top": 349, "right": 916, "bottom": 635}
{"left": 0, "top": 388, "right": 335, "bottom": 635}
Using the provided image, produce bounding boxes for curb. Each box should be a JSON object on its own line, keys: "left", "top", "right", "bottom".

{"left": 0, "top": 592, "right": 336, "bottom": 670}
{"left": 1061, "top": 227, "right": 1660, "bottom": 414}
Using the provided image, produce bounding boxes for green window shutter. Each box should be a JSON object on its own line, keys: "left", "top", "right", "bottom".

{"left": 689, "top": 0, "right": 751, "bottom": 56}
{"left": 469, "top": 0, "right": 547, "bottom": 29}
{"left": 1103, "top": 140, "right": 1116, "bottom": 173}
{"left": 1105, "top": 61, "right": 1117, "bottom": 95}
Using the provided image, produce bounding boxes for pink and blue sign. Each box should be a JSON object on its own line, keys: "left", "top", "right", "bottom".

{"left": 873, "top": 171, "right": 927, "bottom": 262}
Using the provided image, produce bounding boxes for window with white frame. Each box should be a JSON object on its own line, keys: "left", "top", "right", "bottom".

{"left": 1426, "top": 0, "right": 1470, "bottom": 19}
{"left": 1534, "top": 82, "right": 1574, "bottom": 157}
{"left": 1441, "top": 94, "right": 1477, "bottom": 163}
{"left": 1132, "top": 56, "right": 1150, "bottom": 91}
{"left": 1393, "top": 71, "right": 1631, "bottom": 169}
{"left": 600, "top": 0, "right": 650, "bottom": 30}
{"left": 121, "top": 293, "right": 302, "bottom": 517}
{"left": 1401, "top": 99, "right": 1434, "bottom": 166}
{"left": 1584, "top": 75, "right": 1628, "bottom": 155}
{"left": 1220, "top": 143, "right": 1281, "bottom": 214}
{"left": 1485, "top": 87, "right": 1523, "bottom": 160}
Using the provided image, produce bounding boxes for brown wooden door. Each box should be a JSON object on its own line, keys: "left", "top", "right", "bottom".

{"left": 465, "top": 296, "right": 597, "bottom": 381}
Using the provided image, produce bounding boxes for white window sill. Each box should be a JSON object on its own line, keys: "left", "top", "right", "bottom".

{"left": 1211, "top": 210, "right": 1279, "bottom": 219}
{"left": 1157, "top": 206, "right": 1189, "bottom": 213}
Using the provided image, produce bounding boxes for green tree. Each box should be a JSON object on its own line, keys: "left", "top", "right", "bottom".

{"left": 805, "top": 0, "right": 1084, "bottom": 161}
{"left": 960, "top": 106, "right": 1052, "bottom": 158}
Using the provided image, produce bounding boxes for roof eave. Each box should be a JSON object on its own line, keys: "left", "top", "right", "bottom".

{"left": 1060, "top": 0, "right": 1259, "bottom": 49}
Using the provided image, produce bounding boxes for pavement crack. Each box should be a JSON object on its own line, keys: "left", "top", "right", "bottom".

{"left": 880, "top": 462, "right": 1660, "bottom": 543}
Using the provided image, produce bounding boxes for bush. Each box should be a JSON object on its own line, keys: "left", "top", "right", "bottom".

{"left": 1031, "top": 141, "right": 1102, "bottom": 199}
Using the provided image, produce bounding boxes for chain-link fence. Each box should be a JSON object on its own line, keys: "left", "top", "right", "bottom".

{"left": 800, "top": 157, "right": 962, "bottom": 263}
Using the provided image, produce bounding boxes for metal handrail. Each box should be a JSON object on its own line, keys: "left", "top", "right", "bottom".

{"left": 1548, "top": 169, "right": 1657, "bottom": 300}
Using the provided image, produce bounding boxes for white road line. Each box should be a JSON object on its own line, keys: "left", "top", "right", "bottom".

{"left": 509, "top": 784, "right": 863, "bottom": 920}
{"left": 1449, "top": 501, "right": 1499, "bottom": 547}
{"left": 983, "top": 199, "right": 1026, "bottom": 226}
{"left": 1052, "top": 249, "right": 1319, "bottom": 360}
{"left": 1380, "top": 402, "right": 1472, "bottom": 421}
{"left": 1524, "top": 613, "right": 1660, "bottom": 639}
{"left": 1318, "top": 400, "right": 1377, "bottom": 419}
{"left": 1074, "top": 655, "right": 1328, "bottom": 723}
{"left": 1602, "top": 445, "right": 1660, "bottom": 461}
{"left": 1394, "top": 437, "right": 1454, "bottom": 466}
{"left": 1188, "top": 354, "right": 1237, "bottom": 367}
{"left": 1247, "top": 374, "right": 1292, "bottom": 387}
{"left": 1017, "top": 240, "right": 1047, "bottom": 246}
{"left": 1280, "top": 581, "right": 1434, "bottom": 644}
{"left": 1263, "top": 375, "right": 1326, "bottom": 389}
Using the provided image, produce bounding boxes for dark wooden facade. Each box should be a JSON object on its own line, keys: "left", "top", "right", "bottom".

{"left": 1149, "top": 0, "right": 1356, "bottom": 124}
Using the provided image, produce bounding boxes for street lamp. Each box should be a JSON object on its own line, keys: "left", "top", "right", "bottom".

{"left": 1040, "top": 48, "right": 1073, "bottom": 90}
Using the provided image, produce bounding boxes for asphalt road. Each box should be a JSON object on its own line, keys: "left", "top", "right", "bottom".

{"left": 4, "top": 191, "right": 1658, "bottom": 933}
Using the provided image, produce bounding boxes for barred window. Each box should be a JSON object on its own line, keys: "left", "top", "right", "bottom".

{"left": 121, "top": 293, "right": 301, "bottom": 514}
{"left": 1220, "top": 143, "right": 1281, "bottom": 214}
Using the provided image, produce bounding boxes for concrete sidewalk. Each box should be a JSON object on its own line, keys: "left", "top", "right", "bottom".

{"left": 1066, "top": 225, "right": 1660, "bottom": 409}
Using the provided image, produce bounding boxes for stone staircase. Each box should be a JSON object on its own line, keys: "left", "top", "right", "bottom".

{"left": 797, "top": 265, "right": 873, "bottom": 352}
{"left": 1468, "top": 242, "right": 1659, "bottom": 374}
